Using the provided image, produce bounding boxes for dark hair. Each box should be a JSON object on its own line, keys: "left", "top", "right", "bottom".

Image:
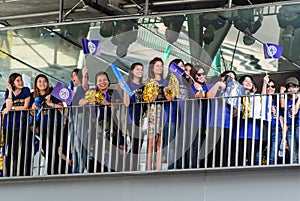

{"left": 166, "top": 58, "right": 184, "bottom": 81}
{"left": 268, "top": 79, "right": 275, "bottom": 85}
{"left": 33, "top": 74, "right": 50, "bottom": 98}
{"left": 185, "top": 63, "right": 197, "bottom": 85}
{"left": 127, "top": 62, "right": 143, "bottom": 85}
{"left": 170, "top": 58, "right": 184, "bottom": 66}
{"left": 238, "top": 74, "right": 253, "bottom": 85}
{"left": 72, "top": 68, "right": 83, "bottom": 82}
{"left": 148, "top": 57, "right": 164, "bottom": 79}
{"left": 95, "top": 71, "right": 110, "bottom": 91}
{"left": 8, "top": 73, "right": 22, "bottom": 91}
{"left": 220, "top": 70, "right": 237, "bottom": 80}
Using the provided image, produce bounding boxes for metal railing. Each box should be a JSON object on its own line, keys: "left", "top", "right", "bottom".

{"left": 0, "top": 92, "right": 299, "bottom": 177}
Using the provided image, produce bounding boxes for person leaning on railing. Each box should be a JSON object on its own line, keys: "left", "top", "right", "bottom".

{"left": 69, "top": 66, "right": 89, "bottom": 173}
{"left": 187, "top": 65, "right": 209, "bottom": 168}
{"left": 206, "top": 70, "right": 237, "bottom": 168}
{"left": 82, "top": 71, "right": 122, "bottom": 172}
{"left": 261, "top": 75, "right": 285, "bottom": 165}
{"left": 1, "top": 73, "right": 31, "bottom": 176}
{"left": 143, "top": 57, "right": 166, "bottom": 171}
{"left": 233, "top": 75, "right": 261, "bottom": 166}
{"left": 120, "top": 62, "right": 144, "bottom": 171}
{"left": 30, "top": 74, "right": 63, "bottom": 175}
{"left": 279, "top": 77, "right": 300, "bottom": 164}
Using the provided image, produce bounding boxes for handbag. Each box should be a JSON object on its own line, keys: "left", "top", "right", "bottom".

{"left": 141, "top": 116, "right": 149, "bottom": 133}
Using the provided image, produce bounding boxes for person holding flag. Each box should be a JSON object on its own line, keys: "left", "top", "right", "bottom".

{"left": 30, "top": 74, "right": 63, "bottom": 175}
{"left": 69, "top": 66, "right": 89, "bottom": 173}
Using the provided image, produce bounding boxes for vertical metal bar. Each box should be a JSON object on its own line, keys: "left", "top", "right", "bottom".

{"left": 129, "top": 103, "right": 135, "bottom": 171}
{"left": 94, "top": 106, "right": 100, "bottom": 172}
{"left": 243, "top": 96, "right": 249, "bottom": 166}
{"left": 51, "top": 108, "right": 58, "bottom": 175}
{"left": 283, "top": 94, "right": 287, "bottom": 165}
{"left": 182, "top": 100, "right": 187, "bottom": 169}
{"left": 212, "top": 98, "right": 218, "bottom": 168}
{"left": 166, "top": 100, "right": 172, "bottom": 169}
{"left": 266, "top": 94, "right": 272, "bottom": 166}
{"left": 58, "top": 108, "right": 65, "bottom": 174}
{"left": 250, "top": 94, "right": 256, "bottom": 166}
{"left": 159, "top": 101, "right": 165, "bottom": 170}
{"left": 274, "top": 94, "right": 280, "bottom": 165}
{"left": 65, "top": 106, "right": 72, "bottom": 174}
{"left": 197, "top": 98, "right": 203, "bottom": 169}
{"left": 174, "top": 101, "right": 180, "bottom": 169}
{"left": 16, "top": 111, "right": 22, "bottom": 176}
{"left": 235, "top": 97, "right": 242, "bottom": 167}
{"left": 290, "top": 94, "right": 296, "bottom": 164}
{"left": 228, "top": 99, "right": 234, "bottom": 167}
{"left": 10, "top": 112, "right": 16, "bottom": 176}
{"left": 144, "top": 0, "right": 149, "bottom": 15}
{"left": 220, "top": 97, "right": 226, "bottom": 167}
{"left": 86, "top": 105, "right": 92, "bottom": 172}
{"left": 228, "top": 0, "right": 232, "bottom": 8}
{"left": 124, "top": 104, "right": 129, "bottom": 172}
{"left": 24, "top": 110, "right": 30, "bottom": 175}
{"left": 109, "top": 104, "right": 114, "bottom": 172}
{"left": 189, "top": 99, "right": 195, "bottom": 169}
{"left": 59, "top": 0, "right": 64, "bottom": 23}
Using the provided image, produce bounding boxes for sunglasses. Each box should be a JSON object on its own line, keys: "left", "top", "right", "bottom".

{"left": 286, "top": 84, "right": 298, "bottom": 89}
{"left": 197, "top": 72, "right": 206, "bottom": 76}
{"left": 267, "top": 84, "right": 275, "bottom": 89}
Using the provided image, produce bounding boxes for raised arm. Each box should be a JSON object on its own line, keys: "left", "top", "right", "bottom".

{"left": 206, "top": 81, "right": 226, "bottom": 98}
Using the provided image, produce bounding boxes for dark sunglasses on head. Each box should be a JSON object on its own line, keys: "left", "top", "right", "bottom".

{"left": 197, "top": 72, "right": 206, "bottom": 76}
{"left": 286, "top": 84, "right": 298, "bottom": 89}
{"left": 267, "top": 84, "right": 275, "bottom": 89}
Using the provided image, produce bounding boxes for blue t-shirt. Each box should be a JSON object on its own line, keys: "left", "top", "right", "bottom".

{"left": 29, "top": 92, "right": 63, "bottom": 128}
{"left": 233, "top": 118, "right": 260, "bottom": 140}
{"left": 286, "top": 98, "right": 300, "bottom": 127}
{"left": 127, "top": 82, "right": 143, "bottom": 125}
{"left": 2, "top": 87, "right": 31, "bottom": 130}
{"left": 207, "top": 83, "right": 232, "bottom": 129}
{"left": 262, "top": 95, "right": 283, "bottom": 127}
{"left": 190, "top": 83, "right": 208, "bottom": 129}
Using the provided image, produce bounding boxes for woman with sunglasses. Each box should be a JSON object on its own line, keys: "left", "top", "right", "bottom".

{"left": 186, "top": 65, "right": 209, "bottom": 168}
{"left": 279, "top": 77, "right": 300, "bottom": 164}
{"left": 261, "top": 75, "right": 284, "bottom": 165}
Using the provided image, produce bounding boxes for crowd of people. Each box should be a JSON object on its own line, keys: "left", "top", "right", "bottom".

{"left": 0, "top": 56, "right": 299, "bottom": 177}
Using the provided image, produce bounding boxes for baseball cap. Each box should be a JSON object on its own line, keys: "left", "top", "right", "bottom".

{"left": 286, "top": 77, "right": 299, "bottom": 85}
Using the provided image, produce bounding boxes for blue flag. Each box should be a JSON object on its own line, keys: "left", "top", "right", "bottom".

{"left": 81, "top": 38, "right": 101, "bottom": 56}
{"left": 169, "top": 62, "right": 185, "bottom": 76}
{"left": 224, "top": 76, "right": 246, "bottom": 109}
{"left": 263, "top": 43, "right": 283, "bottom": 59}
{"left": 51, "top": 82, "right": 74, "bottom": 105}
{"left": 111, "top": 62, "right": 133, "bottom": 97}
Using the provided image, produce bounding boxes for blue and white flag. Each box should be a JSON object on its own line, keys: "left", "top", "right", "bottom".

{"left": 111, "top": 62, "right": 133, "bottom": 97}
{"left": 263, "top": 43, "right": 283, "bottom": 59}
{"left": 81, "top": 38, "right": 101, "bottom": 56}
{"left": 169, "top": 62, "right": 185, "bottom": 76}
{"left": 224, "top": 76, "right": 246, "bottom": 109}
{"left": 51, "top": 82, "right": 74, "bottom": 105}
